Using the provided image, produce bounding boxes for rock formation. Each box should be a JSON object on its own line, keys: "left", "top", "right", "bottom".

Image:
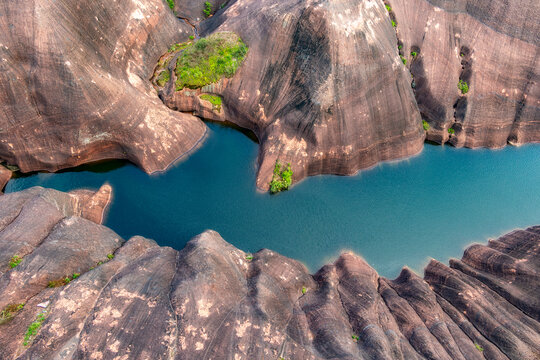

{"left": 387, "top": 0, "right": 540, "bottom": 147}
{"left": 0, "top": 0, "right": 206, "bottom": 174}
{"left": 0, "top": 0, "right": 538, "bottom": 188}
{"left": 0, "top": 186, "right": 538, "bottom": 359}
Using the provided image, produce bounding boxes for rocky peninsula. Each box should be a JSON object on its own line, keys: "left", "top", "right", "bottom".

{"left": 0, "top": 186, "right": 538, "bottom": 359}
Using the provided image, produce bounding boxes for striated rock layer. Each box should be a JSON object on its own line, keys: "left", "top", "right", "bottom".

{"left": 0, "top": 186, "right": 539, "bottom": 359}
{"left": 388, "top": 0, "right": 540, "bottom": 147}
{"left": 0, "top": 0, "right": 206, "bottom": 174}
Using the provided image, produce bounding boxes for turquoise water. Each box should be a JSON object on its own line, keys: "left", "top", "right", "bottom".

{"left": 5, "top": 123, "right": 540, "bottom": 277}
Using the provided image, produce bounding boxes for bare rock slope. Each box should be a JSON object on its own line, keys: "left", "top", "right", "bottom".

{"left": 163, "top": 0, "right": 539, "bottom": 187}
{"left": 0, "top": 0, "right": 206, "bottom": 174}
{"left": 0, "top": 186, "right": 539, "bottom": 359}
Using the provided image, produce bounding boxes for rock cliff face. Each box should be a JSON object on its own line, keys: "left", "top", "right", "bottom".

{"left": 163, "top": 0, "right": 426, "bottom": 188}
{"left": 0, "top": 0, "right": 538, "bottom": 189}
{"left": 0, "top": 0, "right": 206, "bottom": 174}
{"left": 388, "top": 0, "right": 540, "bottom": 147}
{"left": 160, "top": 0, "right": 540, "bottom": 187}
{"left": 0, "top": 186, "right": 539, "bottom": 359}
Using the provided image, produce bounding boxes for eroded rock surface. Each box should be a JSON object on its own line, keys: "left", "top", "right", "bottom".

{"left": 0, "top": 187, "right": 538, "bottom": 359}
{"left": 373, "top": 0, "right": 540, "bottom": 147}
{"left": 0, "top": 0, "right": 206, "bottom": 174}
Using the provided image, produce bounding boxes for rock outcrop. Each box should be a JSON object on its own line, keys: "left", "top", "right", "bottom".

{"left": 0, "top": 0, "right": 538, "bottom": 189}
{"left": 0, "top": 0, "right": 206, "bottom": 174}
{"left": 388, "top": 0, "right": 540, "bottom": 147}
{"left": 161, "top": 0, "right": 426, "bottom": 188}
{"left": 0, "top": 186, "right": 538, "bottom": 359}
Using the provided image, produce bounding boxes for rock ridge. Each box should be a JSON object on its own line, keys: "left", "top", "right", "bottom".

{"left": 0, "top": 186, "right": 538, "bottom": 359}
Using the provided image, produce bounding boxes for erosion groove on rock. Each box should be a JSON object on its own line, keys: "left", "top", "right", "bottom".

{"left": 0, "top": 187, "right": 538, "bottom": 359}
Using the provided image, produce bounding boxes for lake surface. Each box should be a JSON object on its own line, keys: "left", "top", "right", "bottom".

{"left": 6, "top": 123, "right": 540, "bottom": 278}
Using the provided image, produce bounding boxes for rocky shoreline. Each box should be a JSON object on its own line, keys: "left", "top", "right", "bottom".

{"left": 0, "top": 0, "right": 537, "bottom": 190}
{"left": 0, "top": 186, "right": 538, "bottom": 359}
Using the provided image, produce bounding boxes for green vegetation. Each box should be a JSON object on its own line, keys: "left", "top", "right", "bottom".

{"left": 302, "top": 286, "right": 307, "bottom": 295}
{"left": 458, "top": 79, "right": 469, "bottom": 94}
{"left": 0, "top": 303, "right": 24, "bottom": 325}
{"left": 175, "top": 32, "right": 248, "bottom": 90}
{"left": 400, "top": 56, "right": 407, "bottom": 65}
{"left": 9, "top": 255, "right": 22, "bottom": 268}
{"left": 269, "top": 160, "right": 293, "bottom": 194}
{"left": 245, "top": 254, "right": 253, "bottom": 261}
{"left": 203, "top": 1, "right": 212, "bottom": 17}
{"left": 189, "top": 35, "right": 195, "bottom": 40}
{"left": 107, "top": 253, "right": 115, "bottom": 260}
{"left": 156, "top": 70, "right": 170, "bottom": 87}
{"left": 411, "top": 51, "right": 417, "bottom": 57}
{"left": 200, "top": 94, "right": 222, "bottom": 112}
{"left": 166, "top": 0, "right": 174, "bottom": 10}
{"left": 474, "top": 343, "right": 484, "bottom": 352}
{"left": 23, "top": 312, "right": 46, "bottom": 346}
{"left": 448, "top": 128, "right": 455, "bottom": 135}
{"left": 398, "top": 45, "right": 403, "bottom": 50}
{"left": 422, "top": 120, "right": 430, "bottom": 131}
{"left": 168, "top": 42, "right": 192, "bottom": 53}
{"left": 47, "top": 273, "right": 81, "bottom": 288}
{"left": 385, "top": 4, "right": 392, "bottom": 11}
{"left": 352, "top": 334, "right": 359, "bottom": 342}
{"left": 391, "top": 20, "right": 397, "bottom": 27}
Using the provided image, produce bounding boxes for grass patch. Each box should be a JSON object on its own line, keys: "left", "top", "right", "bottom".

{"left": 448, "top": 128, "right": 455, "bottom": 135}
{"left": 474, "top": 343, "right": 484, "bottom": 352}
{"left": 175, "top": 32, "right": 248, "bottom": 90}
{"left": 107, "top": 253, "right": 115, "bottom": 260}
{"left": 200, "top": 94, "right": 222, "bottom": 112}
{"left": 0, "top": 303, "right": 24, "bottom": 325}
{"left": 385, "top": 4, "right": 392, "bottom": 11}
{"left": 269, "top": 160, "right": 293, "bottom": 194}
{"left": 458, "top": 79, "right": 469, "bottom": 94}
{"left": 411, "top": 51, "right": 417, "bottom": 57}
{"left": 47, "top": 273, "right": 81, "bottom": 288}
{"left": 168, "top": 42, "right": 192, "bottom": 53}
{"left": 302, "top": 286, "right": 307, "bottom": 295}
{"left": 352, "top": 334, "right": 359, "bottom": 342}
{"left": 245, "top": 254, "right": 253, "bottom": 261}
{"left": 391, "top": 20, "right": 396, "bottom": 27}
{"left": 166, "top": 0, "right": 174, "bottom": 10}
{"left": 422, "top": 120, "right": 430, "bottom": 131}
{"left": 23, "top": 312, "right": 46, "bottom": 346}
{"left": 203, "top": 1, "right": 212, "bottom": 17}
{"left": 156, "top": 70, "right": 170, "bottom": 87}
{"left": 9, "top": 255, "right": 22, "bottom": 268}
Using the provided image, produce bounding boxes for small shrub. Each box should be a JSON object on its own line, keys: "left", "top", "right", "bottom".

{"left": 9, "top": 255, "right": 22, "bottom": 268}
{"left": 352, "top": 334, "right": 359, "bottom": 342}
{"left": 448, "top": 128, "right": 455, "bottom": 135}
{"left": 458, "top": 79, "right": 469, "bottom": 94}
{"left": 166, "top": 0, "right": 174, "bottom": 10}
{"left": 391, "top": 20, "right": 396, "bottom": 27}
{"left": 245, "top": 254, "right": 253, "bottom": 261}
{"left": 269, "top": 160, "right": 293, "bottom": 194}
{"left": 0, "top": 303, "right": 24, "bottom": 325}
{"left": 398, "top": 45, "right": 403, "bottom": 50}
{"left": 156, "top": 70, "right": 170, "bottom": 87}
{"left": 411, "top": 51, "right": 417, "bottom": 57}
{"left": 23, "top": 312, "right": 46, "bottom": 346}
{"left": 72, "top": 273, "right": 80, "bottom": 279}
{"left": 189, "top": 35, "right": 195, "bottom": 40}
{"left": 203, "top": 1, "right": 212, "bottom": 17}
{"left": 200, "top": 94, "right": 222, "bottom": 112}
{"left": 47, "top": 272, "right": 81, "bottom": 288}
{"left": 400, "top": 56, "right": 407, "bottom": 65}
{"left": 385, "top": 4, "right": 391, "bottom": 11}
{"left": 422, "top": 120, "right": 430, "bottom": 131}
{"left": 107, "top": 254, "right": 114, "bottom": 260}
{"left": 302, "top": 286, "right": 307, "bottom": 295}
{"left": 474, "top": 343, "right": 484, "bottom": 352}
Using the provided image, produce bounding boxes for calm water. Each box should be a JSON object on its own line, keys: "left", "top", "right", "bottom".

{"left": 6, "top": 123, "right": 540, "bottom": 278}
